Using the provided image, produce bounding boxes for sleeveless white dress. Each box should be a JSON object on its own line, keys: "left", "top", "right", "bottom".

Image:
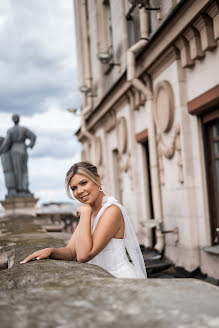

{"left": 88, "top": 196, "right": 147, "bottom": 279}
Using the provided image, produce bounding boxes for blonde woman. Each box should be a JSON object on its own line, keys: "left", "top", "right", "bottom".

{"left": 20, "top": 162, "right": 147, "bottom": 279}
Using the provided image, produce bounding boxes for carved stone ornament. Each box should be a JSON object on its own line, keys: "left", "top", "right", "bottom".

{"left": 116, "top": 117, "right": 128, "bottom": 155}
{"left": 104, "top": 109, "right": 117, "bottom": 133}
{"left": 154, "top": 81, "right": 175, "bottom": 133}
{"left": 94, "top": 136, "right": 103, "bottom": 166}
{"left": 157, "top": 124, "right": 184, "bottom": 185}
{"left": 117, "top": 151, "right": 132, "bottom": 192}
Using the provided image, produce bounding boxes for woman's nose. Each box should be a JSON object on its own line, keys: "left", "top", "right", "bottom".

{"left": 77, "top": 185, "right": 84, "bottom": 194}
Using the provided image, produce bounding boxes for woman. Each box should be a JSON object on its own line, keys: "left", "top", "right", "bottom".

{"left": 20, "top": 162, "right": 147, "bottom": 279}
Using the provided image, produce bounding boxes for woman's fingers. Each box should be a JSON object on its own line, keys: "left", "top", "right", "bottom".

{"left": 20, "top": 248, "right": 51, "bottom": 264}
{"left": 20, "top": 252, "right": 39, "bottom": 264}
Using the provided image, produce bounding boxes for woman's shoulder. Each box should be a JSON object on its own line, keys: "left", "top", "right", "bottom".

{"left": 102, "top": 195, "right": 120, "bottom": 206}
{"left": 101, "top": 196, "right": 123, "bottom": 218}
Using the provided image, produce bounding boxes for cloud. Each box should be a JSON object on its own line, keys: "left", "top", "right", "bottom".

{"left": 0, "top": 0, "right": 79, "bottom": 116}
{"left": 0, "top": 1, "right": 82, "bottom": 204}
{"left": 29, "top": 154, "right": 81, "bottom": 203}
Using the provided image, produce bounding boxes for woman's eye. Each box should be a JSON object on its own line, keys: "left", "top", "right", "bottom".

{"left": 81, "top": 181, "right": 87, "bottom": 185}
{"left": 71, "top": 187, "right": 76, "bottom": 192}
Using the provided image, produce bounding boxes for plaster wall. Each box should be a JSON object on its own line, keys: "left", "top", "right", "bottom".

{"left": 116, "top": 103, "right": 138, "bottom": 229}
{"left": 150, "top": 0, "right": 177, "bottom": 34}
{"left": 152, "top": 59, "right": 204, "bottom": 270}
{"left": 110, "top": 0, "right": 128, "bottom": 72}
{"left": 87, "top": 0, "right": 128, "bottom": 106}
{"left": 105, "top": 127, "right": 118, "bottom": 198}
{"left": 133, "top": 100, "right": 156, "bottom": 245}
{"left": 134, "top": 103, "right": 149, "bottom": 134}
{"left": 98, "top": 99, "right": 151, "bottom": 245}
{"left": 186, "top": 46, "right": 219, "bottom": 101}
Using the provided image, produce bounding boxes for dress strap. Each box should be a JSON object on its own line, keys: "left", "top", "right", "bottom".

{"left": 92, "top": 196, "right": 119, "bottom": 233}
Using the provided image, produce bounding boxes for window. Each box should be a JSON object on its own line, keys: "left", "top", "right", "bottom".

{"left": 127, "top": 6, "right": 141, "bottom": 47}
{"left": 187, "top": 85, "right": 219, "bottom": 245}
{"left": 203, "top": 117, "right": 219, "bottom": 244}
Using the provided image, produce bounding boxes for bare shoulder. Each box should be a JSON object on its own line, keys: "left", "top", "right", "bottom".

{"left": 100, "top": 204, "right": 123, "bottom": 222}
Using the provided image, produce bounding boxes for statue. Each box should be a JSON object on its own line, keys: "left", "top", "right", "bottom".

{"left": 0, "top": 114, "right": 36, "bottom": 199}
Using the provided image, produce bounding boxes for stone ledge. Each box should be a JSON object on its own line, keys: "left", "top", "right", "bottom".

{"left": 203, "top": 245, "right": 219, "bottom": 256}
{"left": 0, "top": 215, "right": 219, "bottom": 327}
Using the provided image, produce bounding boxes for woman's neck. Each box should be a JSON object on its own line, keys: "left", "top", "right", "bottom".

{"left": 91, "top": 192, "right": 105, "bottom": 217}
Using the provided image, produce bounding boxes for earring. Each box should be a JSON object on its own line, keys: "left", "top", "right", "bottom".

{"left": 99, "top": 185, "right": 103, "bottom": 192}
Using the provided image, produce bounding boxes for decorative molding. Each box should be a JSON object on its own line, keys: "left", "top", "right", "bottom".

{"left": 81, "top": 0, "right": 217, "bottom": 133}
{"left": 175, "top": 36, "right": 194, "bottom": 68}
{"left": 187, "top": 84, "right": 219, "bottom": 115}
{"left": 94, "top": 136, "right": 103, "bottom": 166}
{"left": 126, "top": 87, "right": 145, "bottom": 111}
{"left": 157, "top": 124, "right": 184, "bottom": 185}
{"left": 116, "top": 116, "right": 128, "bottom": 155}
{"left": 154, "top": 81, "right": 175, "bottom": 133}
{"left": 118, "top": 151, "right": 133, "bottom": 190}
{"left": 103, "top": 108, "right": 117, "bottom": 132}
{"left": 147, "top": 45, "right": 180, "bottom": 77}
{"left": 126, "top": 89, "right": 135, "bottom": 111}
{"left": 193, "top": 14, "right": 217, "bottom": 51}
{"left": 183, "top": 26, "right": 205, "bottom": 60}
{"left": 202, "top": 109, "right": 219, "bottom": 123}
{"left": 136, "top": 129, "right": 148, "bottom": 143}
{"left": 134, "top": 89, "right": 142, "bottom": 110}
{"left": 207, "top": 1, "right": 219, "bottom": 40}
{"left": 118, "top": 151, "right": 131, "bottom": 173}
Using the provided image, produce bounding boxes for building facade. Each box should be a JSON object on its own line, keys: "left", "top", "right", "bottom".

{"left": 73, "top": 0, "right": 219, "bottom": 279}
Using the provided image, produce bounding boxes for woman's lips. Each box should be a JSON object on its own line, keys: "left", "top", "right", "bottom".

{"left": 81, "top": 194, "right": 89, "bottom": 201}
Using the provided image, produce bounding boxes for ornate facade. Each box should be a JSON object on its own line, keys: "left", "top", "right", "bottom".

{"left": 73, "top": 0, "right": 219, "bottom": 279}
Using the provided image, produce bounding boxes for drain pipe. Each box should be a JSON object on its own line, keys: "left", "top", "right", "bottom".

{"left": 80, "top": 0, "right": 95, "bottom": 159}
{"left": 127, "top": 8, "right": 164, "bottom": 253}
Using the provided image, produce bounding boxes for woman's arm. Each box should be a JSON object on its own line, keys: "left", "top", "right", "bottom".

{"left": 20, "top": 204, "right": 124, "bottom": 264}
{"left": 76, "top": 204, "right": 123, "bottom": 263}
{"left": 20, "top": 226, "right": 78, "bottom": 264}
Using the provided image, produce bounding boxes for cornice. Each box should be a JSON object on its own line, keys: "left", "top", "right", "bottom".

{"left": 84, "top": 0, "right": 213, "bottom": 131}
{"left": 136, "top": 0, "right": 211, "bottom": 77}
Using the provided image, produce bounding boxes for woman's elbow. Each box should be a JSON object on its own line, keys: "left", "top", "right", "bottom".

{"left": 77, "top": 255, "right": 88, "bottom": 263}
{"left": 77, "top": 252, "right": 93, "bottom": 263}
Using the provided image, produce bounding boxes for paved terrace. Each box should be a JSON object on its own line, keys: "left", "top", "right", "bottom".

{"left": 0, "top": 215, "right": 219, "bottom": 328}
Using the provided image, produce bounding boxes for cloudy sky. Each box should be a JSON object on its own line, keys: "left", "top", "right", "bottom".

{"left": 0, "top": 0, "right": 81, "bottom": 204}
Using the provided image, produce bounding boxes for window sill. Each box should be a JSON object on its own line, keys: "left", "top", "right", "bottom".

{"left": 203, "top": 245, "right": 219, "bottom": 256}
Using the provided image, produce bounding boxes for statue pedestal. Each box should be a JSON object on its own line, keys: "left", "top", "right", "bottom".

{"left": 0, "top": 197, "right": 39, "bottom": 216}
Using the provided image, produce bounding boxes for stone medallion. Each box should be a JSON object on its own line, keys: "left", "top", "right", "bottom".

{"left": 154, "top": 81, "right": 175, "bottom": 133}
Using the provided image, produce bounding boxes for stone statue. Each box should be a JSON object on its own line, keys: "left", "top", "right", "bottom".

{"left": 0, "top": 114, "right": 36, "bottom": 199}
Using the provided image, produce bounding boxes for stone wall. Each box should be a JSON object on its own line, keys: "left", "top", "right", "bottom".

{"left": 1, "top": 214, "right": 219, "bottom": 327}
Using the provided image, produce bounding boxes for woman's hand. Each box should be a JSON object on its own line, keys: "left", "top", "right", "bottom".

{"left": 76, "top": 204, "right": 92, "bottom": 218}
{"left": 20, "top": 247, "right": 54, "bottom": 264}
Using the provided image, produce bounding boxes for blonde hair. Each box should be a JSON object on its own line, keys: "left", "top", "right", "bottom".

{"left": 65, "top": 161, "right": 100, "bottom": 199}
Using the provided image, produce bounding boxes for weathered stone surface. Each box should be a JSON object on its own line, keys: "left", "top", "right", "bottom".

{"left": 0, "top": 215, "right": 219, "bottom": 328}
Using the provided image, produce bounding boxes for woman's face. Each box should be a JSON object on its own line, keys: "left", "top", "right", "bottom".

{"left": 70, "top": 173, "right": 99, "bottom": 205}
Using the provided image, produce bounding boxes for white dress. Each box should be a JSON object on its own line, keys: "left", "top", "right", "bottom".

{"left": 88, "top": 196, "right": 147, "bottom": 279}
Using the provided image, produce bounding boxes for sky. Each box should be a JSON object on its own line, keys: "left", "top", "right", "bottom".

{"left": 0, "top": 0, "right": 81, "bottom": 204}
